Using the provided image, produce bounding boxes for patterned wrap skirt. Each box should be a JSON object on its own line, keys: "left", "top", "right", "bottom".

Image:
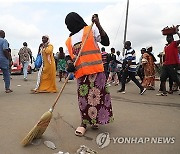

{"left": 77, "top": 72, "right": 114, "bottom": 126}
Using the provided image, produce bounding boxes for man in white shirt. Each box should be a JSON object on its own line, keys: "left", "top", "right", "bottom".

{"left": 116, "top": 50, "right": 123, "bottom": 82}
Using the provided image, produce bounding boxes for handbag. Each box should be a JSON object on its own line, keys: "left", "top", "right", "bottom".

{"left": 35, "top": 53, "right": 42, "bottom": 68}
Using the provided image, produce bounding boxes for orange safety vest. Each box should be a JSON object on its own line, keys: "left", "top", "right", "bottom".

{"left": 66, "top": 26, "right": 104, "bottom": 79}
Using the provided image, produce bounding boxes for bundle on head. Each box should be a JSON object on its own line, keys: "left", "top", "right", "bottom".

{"left": 162, "top": 25, "right": 179, "bottom": 35}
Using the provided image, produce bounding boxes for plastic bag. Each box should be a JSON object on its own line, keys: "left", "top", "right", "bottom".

{"left": 44, "top": 140, "right": 56, "bottom": 150}
{"left": 68, "top": 73, "right": 74, "bottom": 80}
{"left": 35, "top": 53, "right": 42, "bottom": 68}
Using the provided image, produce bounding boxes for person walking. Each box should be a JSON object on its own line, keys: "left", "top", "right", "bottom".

{"left": 18, "top": 42, "right": 32, "bottom": 81}
{"left": 157, "top": 29, "right": 180, "bottom": 96}
{"left": 137, "top": 48, "right": 145, "bottom": 83}
{"left": 65, "top": 12, "right": 114, "bottom": 136}
{"left": 107, "top": 48, "right": 119, "bottom": 86}
{"left": 54, "top": 51, "right": 59, "bottom": 72}
{"left": 57, "top": 47, "right": 67, "bottom": 82}
{"left": 31, "top": 35, "right": 57, "bottom": 93}
{"left": 101, "top": 47, "right": 109, "bottom": 79}
{"left": 0, "top": 30, "right": 13, "bottom": 93}
{"left": 142, "top": 46, "right": 156, "bottom": 90}
{"left": 8, "top": 43, "right": 13, "bottom": 79}
{"left": 117, "top": 41, "right": 146, "bottom": 94}
{"left": 116, "top": 50, "right": 123, "bottom": 83}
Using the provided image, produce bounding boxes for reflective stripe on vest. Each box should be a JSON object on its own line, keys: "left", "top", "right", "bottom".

{"left": 66, "top": 26, "right": 104, "bottom": 78}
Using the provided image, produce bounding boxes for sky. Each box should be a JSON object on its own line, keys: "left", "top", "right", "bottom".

{"left": 0, "top": 0, "right": 179, "bottom": 61}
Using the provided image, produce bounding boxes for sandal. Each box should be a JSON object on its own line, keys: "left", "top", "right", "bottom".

{"left": 31, "top": 90, "right": 39, "bottom": 94}
{"left": 168, "top": 90, "right": 173, "bottom": 94}
{"left": 148, "top": 87, "right": 155, "bottom": 90}
{"left": 5, "top": 89, "right": 13, "bottom": 93}
{"left": 31, "top": 89, "right": 36, "bottom": 92}
{"left": 156, "top": 93, "right": 167, "bottom": 96}
{"left": 91, "top": 124, "right": 99, "bottom": 130}
{"left": 75, "top": 126, "right": 86, "bottom": 136}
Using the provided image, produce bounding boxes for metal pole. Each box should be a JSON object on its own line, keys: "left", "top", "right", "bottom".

{"left": 123, "top": 0, "right": 129, "bottom": 56}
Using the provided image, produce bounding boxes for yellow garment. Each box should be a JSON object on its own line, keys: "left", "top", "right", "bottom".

{"left": 37, "top": 44, "right": 57, "bottom": 93}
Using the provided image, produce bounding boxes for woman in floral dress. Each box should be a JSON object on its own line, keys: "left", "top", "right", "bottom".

{"left": 142, "top": 46, "right": 156, "bottom": 90}
{"left": 57, "top": 47, "right": 67, "bottom": 82}
{"left": 77, "top": 72, "right": 113, "bottom": 126}
{"left": 65, "top": 12, "right": 114, "bottom": 136}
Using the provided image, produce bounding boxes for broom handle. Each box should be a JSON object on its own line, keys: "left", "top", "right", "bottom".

{"left": 50, "top": 22, "right": 94, "bottom": 112}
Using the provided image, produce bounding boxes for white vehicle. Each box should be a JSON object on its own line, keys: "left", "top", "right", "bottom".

{"left": 10, "top": 49, "right": 36, "bottom": 74}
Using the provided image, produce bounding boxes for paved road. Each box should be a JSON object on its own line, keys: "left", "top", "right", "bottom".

{"left": 0, "top": 73, "right": 179, "bottom": 154}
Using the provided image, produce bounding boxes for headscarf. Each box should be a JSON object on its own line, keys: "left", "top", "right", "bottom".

{"left": 43, "top": 35, "right": 50, "bottom": 44}
{"left": 65, "top": 12, "right": 87, "bottom": 36}
{"left": 146, "top": 45, "right": 152, "bottom": 50}
{"left": 145, "top": 46, "right": 156, "bottom": 62}
{"left": 42, "top": 35, "right": 51, "bottom": 64}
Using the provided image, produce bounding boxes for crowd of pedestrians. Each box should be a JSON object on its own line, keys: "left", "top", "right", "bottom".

{"left": 1, "top": 29, "right": 179, "bottom": 97}
{"left": 99, "top": 31, "right": 180, "bottom": 96}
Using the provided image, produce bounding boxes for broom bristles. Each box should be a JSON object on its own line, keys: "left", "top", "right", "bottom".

{"left": 21, "top": 111, "right": 52, "bottom": 146}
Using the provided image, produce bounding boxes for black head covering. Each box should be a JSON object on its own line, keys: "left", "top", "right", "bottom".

{"left": 145, "top": 48, "right": 157, "bottom": 62}
{"left": 149, "top": 52, "right": 157, "bottom": 62}
{"left": 65, "top": 12, "right": 87, "bottom": 36}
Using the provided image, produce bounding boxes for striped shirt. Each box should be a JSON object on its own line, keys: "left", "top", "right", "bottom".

{"left": 101, "top": 51, "right": 108, "bottom": 65}
{"left": 124, "top": 48, "right": 137, "bottom": 72}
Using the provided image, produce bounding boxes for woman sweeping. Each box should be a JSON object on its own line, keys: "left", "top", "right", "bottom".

{"left": 65, "top": 12, "right": 114, "bottom": 136}
{"left": 32, "top": 35, "right": 57, "bottom": 93}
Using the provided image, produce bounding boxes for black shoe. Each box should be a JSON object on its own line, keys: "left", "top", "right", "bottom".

{"left": 140, "top": 88, "right": 146, "bottom": 95}
{"left": 117, "top": 89, "right": 126, "bottom": 94}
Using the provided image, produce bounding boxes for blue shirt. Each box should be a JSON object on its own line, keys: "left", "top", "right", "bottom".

{"left": 0, "top": 38, "right": 9, "bottom": 69}
{"left": 124, "top": 48, "right": 137, "bottom": 72}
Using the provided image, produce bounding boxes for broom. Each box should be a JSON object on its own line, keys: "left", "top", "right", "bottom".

{"left": 21, "top": 22, "right": 94, "bottom": 146}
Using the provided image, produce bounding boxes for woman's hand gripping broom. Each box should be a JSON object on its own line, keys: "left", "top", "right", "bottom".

{"left": 21, "top": 22, "right": 94, "bottom": 146}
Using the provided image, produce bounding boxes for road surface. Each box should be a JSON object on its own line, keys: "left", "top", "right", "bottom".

{"left": 0, "top": 73, "right": 179, "bottom": 154}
